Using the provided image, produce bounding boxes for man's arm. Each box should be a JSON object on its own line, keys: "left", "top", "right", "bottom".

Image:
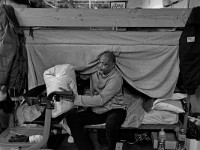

{"left": 74, "top": 74, "right": 123, "bottom": 107}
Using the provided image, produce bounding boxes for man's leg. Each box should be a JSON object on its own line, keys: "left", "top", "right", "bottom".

{"left": 67, "top": 109, "right": 107, "bottom": 150}
{"left": 105, "top": 109, "right": 126, "bottom": 150}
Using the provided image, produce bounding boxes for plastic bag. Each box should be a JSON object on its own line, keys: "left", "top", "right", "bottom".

{"left": 43, "top": 64, "right": 77, "bottom": 118}
{"left": 17, "top": 103, "right": 44, "bottom": 126}
{"left": 43, "top": 64, "right": 77, "bottom": 96}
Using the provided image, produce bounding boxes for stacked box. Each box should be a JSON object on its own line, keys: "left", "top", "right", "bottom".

{"left": 186, "top": 139, "right": 200, "bottom": 150}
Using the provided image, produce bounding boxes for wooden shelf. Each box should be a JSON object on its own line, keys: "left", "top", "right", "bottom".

{"left": 14, "top": 8, "right": 191, "bottom": 28}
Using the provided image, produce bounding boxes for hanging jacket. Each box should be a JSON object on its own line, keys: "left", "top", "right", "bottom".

{"left": 0, "top": 4, "right": 28, "bottom": 96}
{"left": 179, "top": 7, "right": 200, "bottom": 94}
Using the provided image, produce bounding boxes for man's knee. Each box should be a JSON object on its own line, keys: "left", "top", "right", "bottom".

{"left": 105, "top": 110, "right": 126, "bottom": 129}
{"left": 66, "top": 112, "right": 78, "bottom": 127}
{"left": 105, "top": 118, "right": 122, "bottom": 131}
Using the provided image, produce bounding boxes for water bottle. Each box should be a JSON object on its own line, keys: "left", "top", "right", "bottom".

{"left": 158, "top": 128, "right": 166, "bottom": 150}
{"left": 176, "top": 128, "right": 186, "bottom": 150}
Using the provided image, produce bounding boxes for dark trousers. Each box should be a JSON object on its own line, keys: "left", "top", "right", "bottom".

{"left": 67, "top": 108, "right": 126, "bottom": 150}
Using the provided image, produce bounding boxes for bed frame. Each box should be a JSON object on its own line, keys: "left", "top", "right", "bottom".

{"left": 13, "top": 7, "right": 192, "bottom": 149}
{"left": 84, "top": 96, "right": 189, "bottom": 131}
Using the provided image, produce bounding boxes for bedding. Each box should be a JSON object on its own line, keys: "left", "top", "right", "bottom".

{"left": 152, "top": 93, "right": 187, "bottom": 113}
{"left": 121, "top": 91, "right": 185, "bottom": 127}
{"left": 142, "top": 110, "right": 179, "bottom": 125}
{"left": 122, "top": 91, "right": 145, "bottom": 128}
{"left": 152, "top": 100, "right": 184, "bottom": 113}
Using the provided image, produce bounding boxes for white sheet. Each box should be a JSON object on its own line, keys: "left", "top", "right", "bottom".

{"left": 25, "top": 30, "right": 181, "bottom": 98}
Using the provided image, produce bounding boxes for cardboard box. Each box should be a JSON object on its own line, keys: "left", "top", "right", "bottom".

{"left": 151, "top": 132, "right": 177, "bottom": 149}
{"left": 186, "top": 138, "right": 200, "bottom": 150}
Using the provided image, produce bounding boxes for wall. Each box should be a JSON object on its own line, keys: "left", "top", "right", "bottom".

{"left": 127, "top": 0, "right": 163, "bottom": 8}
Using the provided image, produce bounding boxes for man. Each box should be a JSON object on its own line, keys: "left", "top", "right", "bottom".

{"left": 67, "top": 51, "right": 127, "bottom": 150}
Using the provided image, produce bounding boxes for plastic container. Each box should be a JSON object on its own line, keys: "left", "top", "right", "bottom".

{"left": 176, "top": 128, "right": 186, "bottom": 150}
{"left": 158, "top": 128, "right": 166, "bottom": 140}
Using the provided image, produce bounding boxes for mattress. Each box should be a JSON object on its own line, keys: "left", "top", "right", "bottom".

{"left": 142, "top": 109, "right": 179, "bottom": 125}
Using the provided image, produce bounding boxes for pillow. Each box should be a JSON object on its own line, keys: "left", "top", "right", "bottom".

{"left": 154, "top": 93, "right": 187, "bottom": 104}
{"left": 151, "top": 100, "right": 185, "bottom": 113}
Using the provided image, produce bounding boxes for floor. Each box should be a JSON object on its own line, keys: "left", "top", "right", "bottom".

{"left": 57, "top": 140, "right": 154, "bottom": 150}
{"left": 53, "top": 129, "right": 155, "bottom": 150}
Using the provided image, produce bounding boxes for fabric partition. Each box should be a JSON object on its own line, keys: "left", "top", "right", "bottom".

{"left": 25, "top": 29, "right": 182, "bottom": 98}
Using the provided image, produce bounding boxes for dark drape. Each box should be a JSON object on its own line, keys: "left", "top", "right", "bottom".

{"left": 179, "top": 7, "right": 200, "bottom": 94}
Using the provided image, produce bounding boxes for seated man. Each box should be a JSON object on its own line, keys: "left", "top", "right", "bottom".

{"left": 66, "top": 51, "right": 127, "bottom": 150}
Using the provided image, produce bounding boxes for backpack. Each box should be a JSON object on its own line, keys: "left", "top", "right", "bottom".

{"left": 0, "top": 4, "right": 28, "bottom": 97}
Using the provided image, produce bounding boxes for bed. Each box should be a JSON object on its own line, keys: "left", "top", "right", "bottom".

{"left": 21, "top": 28, "right": 188, "bottom": 132}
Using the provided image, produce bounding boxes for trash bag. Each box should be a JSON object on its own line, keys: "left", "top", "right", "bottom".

{"left": 186, "top": 113, "right": 200, "bottom": 140}
{"left": 43, "top": 64, "right": 77, "bottom": 118}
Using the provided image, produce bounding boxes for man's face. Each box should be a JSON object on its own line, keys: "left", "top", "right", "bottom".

{"left": 98, "top": 55, "right": 114, "bottom": 76}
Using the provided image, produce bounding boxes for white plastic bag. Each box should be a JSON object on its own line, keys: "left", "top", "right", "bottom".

{"left": 16, "top": 103, "right": 44, "bottom": 126}
{"left": 43, "top": 64, "right": 77, "bottom": 118}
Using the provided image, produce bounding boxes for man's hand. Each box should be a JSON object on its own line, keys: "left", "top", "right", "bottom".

{"left": 59, "top": 86, "right": 75, "bottom": 102}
